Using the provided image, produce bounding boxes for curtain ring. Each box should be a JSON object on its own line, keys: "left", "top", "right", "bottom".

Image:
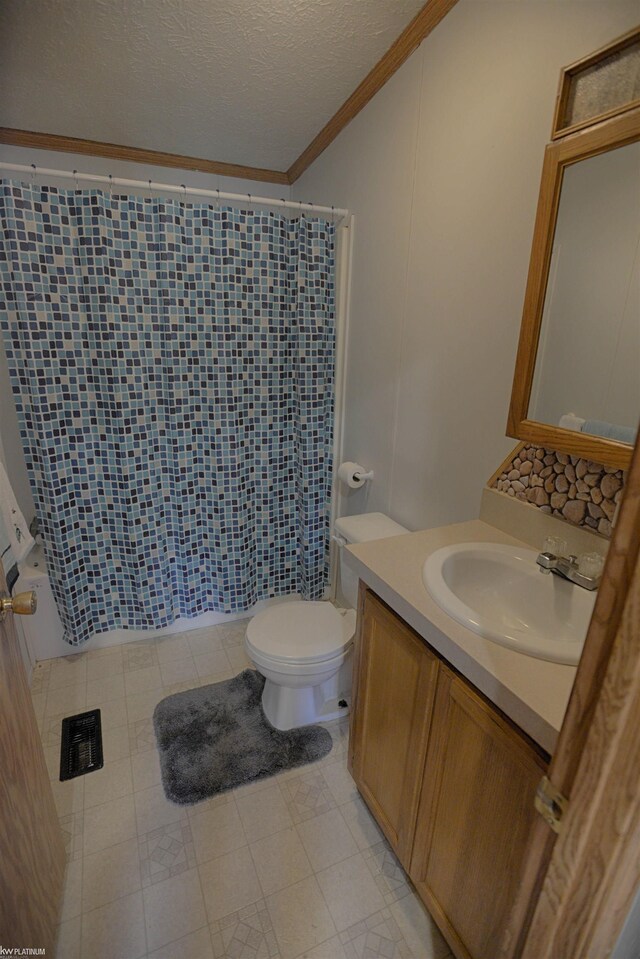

{"left": 73, "top": 169, "right": 79, "bottom": 190}
{"left": 148, "top": 179, "right": 153, "bottom": 199}
{"left": 108, "top": 174, "right": 113, "bottom": 199}
{"left": 215, "top": 188, "right": 220, "bottom": 211}
{"left": 30, "top": 163, "right": 37, "bottom": 185}
{"left": 180, "top": 183, "right": 187, "bottom": 205}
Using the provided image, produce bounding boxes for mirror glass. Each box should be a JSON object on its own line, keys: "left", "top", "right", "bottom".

{"left": 528, "top": 140, "right": 640, "bottom": 446}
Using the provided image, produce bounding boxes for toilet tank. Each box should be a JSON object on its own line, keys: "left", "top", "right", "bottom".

{"left": 334, "top": 512, "right": 409, "bottom": 608}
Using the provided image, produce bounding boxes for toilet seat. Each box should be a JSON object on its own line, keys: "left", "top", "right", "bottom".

{"left": 245, "top": 600, "right": 355, "bottom": 729}
{"left": 246, "top": 601, "right": 352, "bottom": 665}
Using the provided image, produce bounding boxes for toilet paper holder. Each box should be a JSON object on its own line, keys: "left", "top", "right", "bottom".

{"left": 354, "top": 468, "right": 374, "bottom": 482}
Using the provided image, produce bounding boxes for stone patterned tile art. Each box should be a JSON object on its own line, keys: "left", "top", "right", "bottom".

{"left": 211, "top": 899, "right": 281, "bottom": 959}
{"left": 339, "top": 908, "right": 413, "bottom": 959}
{"left": 280, "top": 770, "right": 336, "bottom": 823}
{"left": 490, "top": 445, "right": 625, "bottom": 536}
{"left": 363, "top": 841, "right": 411, "bottom": 905}
{"left": 138, "top": 822, "right": 196, "bottom": 886}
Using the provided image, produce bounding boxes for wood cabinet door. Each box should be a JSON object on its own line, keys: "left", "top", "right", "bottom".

{"left": 0, "top": 564, "right": 65, "bottom": 953}
{"left": 410, "top": 666, "right": 547, "bottom": 959}
{"left": 349, "top": 590, "right": 439, "bottom": 866}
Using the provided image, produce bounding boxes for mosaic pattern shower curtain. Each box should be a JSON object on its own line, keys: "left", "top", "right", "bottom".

{"left": 0, "top": 182, "right": 335, "bottom": 645}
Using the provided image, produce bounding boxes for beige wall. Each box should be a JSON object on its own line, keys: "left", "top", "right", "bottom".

{"left": 293, "top": 0, "right": 639, "bottom": 531}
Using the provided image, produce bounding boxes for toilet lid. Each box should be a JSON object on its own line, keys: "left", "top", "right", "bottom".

{"left": 246, "top": 601, "right": 350, "bottom": 664}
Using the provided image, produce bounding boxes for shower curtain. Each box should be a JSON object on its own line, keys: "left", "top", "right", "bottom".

{"left": 0, "top": 181, "right": 336, "bottom": 646}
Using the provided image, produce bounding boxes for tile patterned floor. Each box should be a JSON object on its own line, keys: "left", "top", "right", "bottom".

{"left": 32, "top": 620, "right": 453, "bottom": 959}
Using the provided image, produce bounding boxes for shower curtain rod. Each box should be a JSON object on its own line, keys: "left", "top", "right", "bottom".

{"left": 0, "top": 162, "right": 349, "bottom": 222}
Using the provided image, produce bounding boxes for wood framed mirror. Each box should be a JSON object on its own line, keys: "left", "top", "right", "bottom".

{"left": 507, "top": 27, "right": 640, "bottom": 471}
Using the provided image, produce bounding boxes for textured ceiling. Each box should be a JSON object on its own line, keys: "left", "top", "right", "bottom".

{"left": 0, "top": 0, "right": 427, "bottom": 171}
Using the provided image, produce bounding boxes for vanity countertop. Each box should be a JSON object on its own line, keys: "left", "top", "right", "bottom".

{"left": 345, "top": 519, "right": 577, "bottom": 754}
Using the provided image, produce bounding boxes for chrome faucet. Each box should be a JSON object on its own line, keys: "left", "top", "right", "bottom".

{"left": 536, "top": 537, "right": 604, "bottom": 591}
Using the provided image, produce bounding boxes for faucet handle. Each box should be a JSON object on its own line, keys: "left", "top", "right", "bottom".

{"left": 543, "top": 535, "right": 567, "bottom": 557}
{"left": 578, "top": 552, "right": 605, "bottom": 580}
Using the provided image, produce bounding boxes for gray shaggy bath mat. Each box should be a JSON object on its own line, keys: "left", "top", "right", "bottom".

{"left": 153, "top": 669, "right": 333, "bottom": 805}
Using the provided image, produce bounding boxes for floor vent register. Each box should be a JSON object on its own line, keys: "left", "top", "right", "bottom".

{"left": 59, "top": 708, "right": 104, "bottom": 781}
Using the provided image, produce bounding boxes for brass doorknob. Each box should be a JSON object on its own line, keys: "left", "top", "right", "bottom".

{"left": 0, "top": 591, "right": 37, "bottom": 619}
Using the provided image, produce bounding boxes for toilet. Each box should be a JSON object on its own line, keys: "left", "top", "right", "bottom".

{"left": 245, "top": 512, "right": 409, "bottom": 730}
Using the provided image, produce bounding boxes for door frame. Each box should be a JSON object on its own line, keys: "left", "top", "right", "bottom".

{"left": 501, "top": 430, "right": 640, "bottom": 958}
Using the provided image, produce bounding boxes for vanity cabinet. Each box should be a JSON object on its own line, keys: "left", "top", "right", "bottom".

{"left": 349, "top": 586, "right": 548, "bottom": 959}
{"left": 409, "top": 665, "right": 547, "bottom": 959}
{"left": 348, "top": 589, "right": 439, "bottom": 866}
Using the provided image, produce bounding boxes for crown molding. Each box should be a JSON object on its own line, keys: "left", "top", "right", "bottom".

{"left": 0, "top": 127, "right": 290, "bottom": 185}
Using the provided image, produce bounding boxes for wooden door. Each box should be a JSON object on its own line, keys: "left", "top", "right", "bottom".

{"left": 349, "top": 589, "right": 439, "bottom": 866}
{"left": 501, "top": 433, "right": 640, "bottom": 958}
{"left": 0, "top": 564, "right": 65, "bottom": 953}
{"left": 411, "top": 667, "right": 547, "bottom": 959}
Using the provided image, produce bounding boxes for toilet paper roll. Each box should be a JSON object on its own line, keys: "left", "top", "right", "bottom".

{"left": 338, "top": 462, "right": 366, "bottom": 489}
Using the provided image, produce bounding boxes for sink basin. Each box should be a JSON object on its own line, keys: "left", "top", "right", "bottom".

{"left": 422, "top": 542, "right": 596, "bottom": 665}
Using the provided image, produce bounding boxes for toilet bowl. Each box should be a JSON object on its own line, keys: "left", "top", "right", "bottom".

{"left": 245, "top": 512, "right": 409, "bottom": 730}
{"left": 246, "top": 601, "right": 356, "bottom": 730}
